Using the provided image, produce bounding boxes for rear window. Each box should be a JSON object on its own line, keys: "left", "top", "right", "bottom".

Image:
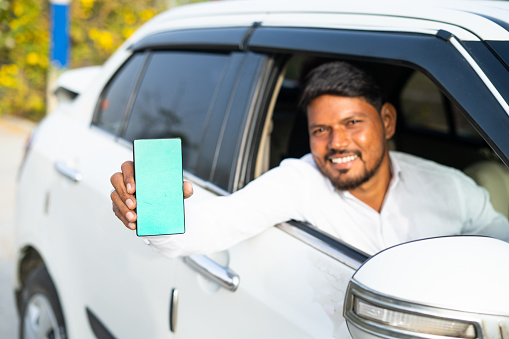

{"left": 93, "top": 52, "right": 146, "bottom": 135}
{"left": 123, "top": 51, "right": 229, "bottom": 173}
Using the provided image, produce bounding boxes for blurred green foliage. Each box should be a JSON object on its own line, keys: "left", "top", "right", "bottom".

{"left": 0, "top": 0, "right": 202, "bottom": 122}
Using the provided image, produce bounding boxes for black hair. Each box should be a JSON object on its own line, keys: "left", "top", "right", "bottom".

{"left": 299, "top": 61, "right": 383, "bottom": 112}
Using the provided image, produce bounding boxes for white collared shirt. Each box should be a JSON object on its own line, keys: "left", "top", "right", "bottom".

{"left": 147, "top": 151, "right": 509, "bottom": 257}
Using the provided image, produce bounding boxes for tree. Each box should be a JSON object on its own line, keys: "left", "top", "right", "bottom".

{"left": 0, "top": 0, "right": 203, "bottom": 122}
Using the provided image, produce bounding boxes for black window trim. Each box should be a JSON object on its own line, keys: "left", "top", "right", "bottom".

{"left": 243, "top": 26, "right": 509, "bottom": 168}
{"left": 129, "top": 27, "right": 253, "bottom": 52}
{"left": 117, "top": 51, "right": 152, "bottom": 138}
{"left": 91, "top": 50, "right": 149, "bottom": 139}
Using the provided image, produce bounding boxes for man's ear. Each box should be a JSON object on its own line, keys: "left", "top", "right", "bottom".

{"left": 381, "top": 103, "right": 397, "bottom": 140}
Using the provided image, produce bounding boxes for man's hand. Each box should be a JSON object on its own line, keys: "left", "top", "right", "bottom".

{"left": 110, "top": 161, "right": 194, "bottom": 230}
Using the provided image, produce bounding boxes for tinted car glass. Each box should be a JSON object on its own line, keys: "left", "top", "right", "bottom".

{"left": 400, "top": 72, "right": 449, "bottom": 134}
{"left": 401, "top": 72, "right": 482, "bottom": 142}
{"left": 123, "top": 51, "right": 229, "bottom": 173}
{"left": 93, "top": 52, "right": 146, "bottom": 135}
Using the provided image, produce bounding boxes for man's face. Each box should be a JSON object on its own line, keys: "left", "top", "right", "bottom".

{"left": 307, "top": 95, "right": 393, "bottom": 191}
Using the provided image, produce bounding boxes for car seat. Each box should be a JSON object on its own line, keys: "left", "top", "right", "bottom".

{"left": 464, "top": 160, "right": 509, "bottom": 219}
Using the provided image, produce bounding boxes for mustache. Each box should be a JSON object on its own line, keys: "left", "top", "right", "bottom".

{"left": 325, "top": 149, "right": 362, "bottom": 159}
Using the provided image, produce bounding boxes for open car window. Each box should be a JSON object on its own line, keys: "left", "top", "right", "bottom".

{"left": 255, "top": 55, "right": 509, "bottom": 220}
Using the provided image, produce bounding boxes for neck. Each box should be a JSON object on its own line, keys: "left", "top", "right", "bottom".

{"left": 348, "top": 151, "right": 392, "bottom": 213}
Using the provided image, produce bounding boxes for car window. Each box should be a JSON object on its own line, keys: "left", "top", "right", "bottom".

{"left": 92, "top": 52, "right": 146, "bottom": 135}
{"left": 452, "top": 104, "right": 481, "bottom": 140}
{"left": 400, "top": 71, "right": 483, "bottom": 142}
{"left": 400, "top": 72, "right": 449, "bottom": 134}
{"left": 123, "top": 51, "right": 229, "bottom": 173}
{"left": 261, "top": 56, "right": 494, "bottom": 171}
{"left": 251, "top": 55, "right": 509, "bottom": 219}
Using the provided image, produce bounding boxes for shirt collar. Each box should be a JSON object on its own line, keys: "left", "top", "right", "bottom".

{"left": 388, "top": 151, "right": 403, "bottom": 190}
{"left": 334, "top": 152, "right": 403, "bottom": 198}
{"left": 307, "top": 151, "right": 403, "bottom": 194}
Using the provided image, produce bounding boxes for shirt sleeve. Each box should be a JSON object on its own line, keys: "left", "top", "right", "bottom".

{"left": 144, "top": 158, "right": 318, "bottom": 258}
{"left": 457, "top": 173, "right": 509, "bottom": 242}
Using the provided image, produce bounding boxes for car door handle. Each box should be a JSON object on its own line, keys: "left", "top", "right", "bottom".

{"left": 55, "top": 161, "right": 83, "bottom": 182}
{"left": 183, "top": 255, "right": 240, "bottom": 292}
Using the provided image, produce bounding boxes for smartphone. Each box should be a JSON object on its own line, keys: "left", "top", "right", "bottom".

{"left": 133, "top": 138, "right": 185, "bottom": 236}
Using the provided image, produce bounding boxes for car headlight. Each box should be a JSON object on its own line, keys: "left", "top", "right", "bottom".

{"left": 344, "top": 280, "right": 509, "bottom": 339}
{"left": 354, "top": 297, "right": 476, "bottom": 338}
{"left": 344, "top": 281, "right": 481, "bottom": 339}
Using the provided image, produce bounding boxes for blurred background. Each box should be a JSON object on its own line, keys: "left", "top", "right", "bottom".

{"left": 0, "top": 0, "right": 209, "bottom": 122}
{"left": 0, "top": 0, "right": 206, "bottom": 336}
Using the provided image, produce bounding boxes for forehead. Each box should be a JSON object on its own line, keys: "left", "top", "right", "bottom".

{"left": 306, "top": 95, "right": 378, "bottom": 123}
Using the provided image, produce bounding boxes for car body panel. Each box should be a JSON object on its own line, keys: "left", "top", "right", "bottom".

{"left": 133, "top": 0, "right": 509, "bottom": 41}
{"left": 174, "top": 226, "right": 357, "bottom": 338}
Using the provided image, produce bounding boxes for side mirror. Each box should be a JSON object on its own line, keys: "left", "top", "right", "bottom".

{"left": 344, "top": 236, "right": 509, "bottom": 339}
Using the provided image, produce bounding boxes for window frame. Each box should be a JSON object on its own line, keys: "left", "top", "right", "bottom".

{"left": 238, "top": 26, "right": 509, "bottom": 179}
{"left": 91, "top": 27, "right": 255, "bottom": 186}
{"left": 213, "top": 25, "right": 509, "bottom": 260}
{"left": 91, "top": 51, "right": 149, "bottom": 137}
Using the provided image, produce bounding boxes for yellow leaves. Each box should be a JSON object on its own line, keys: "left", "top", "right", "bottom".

{"left": 140, "top": 8, "right": 157, "bottom": 22}
{"left": 123, "top": 10, "right": 136, "bottom": 25}
{"left": 89, "top": 28, "right": 114, "bottom": 51}
{"left": 0, "top": 64, "right": 19, "bottom": 87}
{"left": 3, "top": 64, "right": 19, "bottom": 75}
{"left": 2, "top": 0, "right": 171, "bottom": 121}
{"left": 27, "top": 94, "right": 44, "bottom": 112}
{"left": 26, "top": 52, "right": 39, "bottom": 65}
{"left": 123, "top": 8, "right": 157, "bottom": 26}
{"left": 122, "top": 27, "right": 135, "bottom": 40}
{"left": 9, "top": 19, "right": 20, "bottom": 30}
{"left": 12, "top": 1, "right": 24, "bottom": 16}
{"left": 79, "top": 0, "right": 96, "bottom": 19}
{"left": 80, "top": 0, "right": 96, "bottom": 10}
{"left": 0, "top": 0, "right": 50, "bottom": 120}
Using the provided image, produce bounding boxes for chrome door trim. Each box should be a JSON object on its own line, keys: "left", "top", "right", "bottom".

{"left": 55, "top": 161, "right": 83, "bottom": 182}
{"left": 449, "top": 36, "right": 509, "bottom": 117}
{"left": 169, "top": 288, "right": 179, "bottom": 333}
{"left": 276, "top": 221, "right": 368, "bottom": 270}
{"left": 183, "top": 255, "right": 240, "bottom": 292}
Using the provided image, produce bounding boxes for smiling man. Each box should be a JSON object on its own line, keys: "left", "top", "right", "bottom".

{"left": 110, "top": 61, "right": 509, "bottom": 257}
{"left": 306, "top": 95, "right": 394, "bottom": 212}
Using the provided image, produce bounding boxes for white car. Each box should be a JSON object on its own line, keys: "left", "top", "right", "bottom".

{"left": 15, "top": 1, "right": 509, "bottom": 338}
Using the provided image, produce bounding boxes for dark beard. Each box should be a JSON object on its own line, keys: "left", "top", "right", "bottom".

{"left": 327, "top": 147, "right": 386, "bottom": 191}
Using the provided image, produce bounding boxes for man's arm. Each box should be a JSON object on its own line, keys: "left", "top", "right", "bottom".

{"left": 459, "top": 173, "right": 509, "bottom": 242}
{"left": 108, "top": 156, "right": 320, "bottom": 258}
{"left": 110, "top": 161, "right": 194, "bottom": 230}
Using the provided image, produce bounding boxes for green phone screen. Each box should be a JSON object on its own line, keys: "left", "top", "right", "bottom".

{"left": 134, "top": 138, "right": 185, "bottom": 236}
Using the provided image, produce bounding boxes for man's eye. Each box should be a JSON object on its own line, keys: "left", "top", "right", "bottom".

{"left": 313, "top": 128, "right": 326, "bottom": 135}
{"left": 348, "top": 120, "right": 361, "bottom": 125}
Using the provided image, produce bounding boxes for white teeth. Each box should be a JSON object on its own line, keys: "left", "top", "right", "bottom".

{"left": 331, "top": 155, "right": 357, "bottom": 164}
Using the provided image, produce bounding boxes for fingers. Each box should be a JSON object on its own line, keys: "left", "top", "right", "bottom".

{"left": 111, "top": 161, "right": 193, "bottom": 231}
{"left": 121, "top": 161, "right": 135, "bottom": 194}
{"left": 183, "top": 181, "right": 194, "bottom": 199}
{"left": 111, "top": 161, "right": 137, "bottom": 230}
{"left": 111, "top": 161, "right": 136, "bottom": 206}
{"left": 111, "top": 189, "right": 137, "bottom": 230}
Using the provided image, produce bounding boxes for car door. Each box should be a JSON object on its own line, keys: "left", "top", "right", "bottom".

{"left": 46, "top": 28, "right": 252, "bottom": 337}
{"left": 169, "top": 17, "right": 509, "bottom": 339}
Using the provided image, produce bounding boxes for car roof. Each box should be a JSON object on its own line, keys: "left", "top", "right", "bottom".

{"left": 127, "top": 0, "right": 509, "bottom": 43}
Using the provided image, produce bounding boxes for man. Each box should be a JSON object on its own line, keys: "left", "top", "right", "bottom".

{"left": 111, "top": 61, "right": 509, "bottom": 257}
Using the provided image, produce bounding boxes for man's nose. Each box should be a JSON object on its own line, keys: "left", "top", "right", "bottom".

{"left": 329, "top": 128, "right": 349, "bottom": 149}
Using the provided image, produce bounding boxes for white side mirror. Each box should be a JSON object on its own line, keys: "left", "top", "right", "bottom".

{"left": 344, "top": 236, "right": 509, "bottom": 339}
